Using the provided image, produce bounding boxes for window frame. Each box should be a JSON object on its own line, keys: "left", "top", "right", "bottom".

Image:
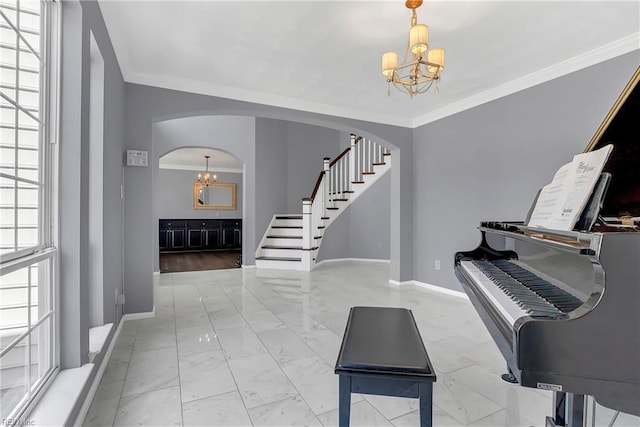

{"left": 0, "top": 0, "right": 60, "bottom": 422}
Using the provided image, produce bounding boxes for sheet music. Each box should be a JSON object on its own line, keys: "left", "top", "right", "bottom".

{"left": 527, "top": 144, "right": 613, "bottom": 231}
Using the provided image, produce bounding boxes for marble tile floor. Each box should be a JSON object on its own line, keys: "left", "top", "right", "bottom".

{"left": 84, "top": 261, "right": 640, "bottom": 427}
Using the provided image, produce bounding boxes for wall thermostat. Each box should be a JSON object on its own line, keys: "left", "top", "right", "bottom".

{"left": 126, "top": 150, "right": 148, "bottom": 167}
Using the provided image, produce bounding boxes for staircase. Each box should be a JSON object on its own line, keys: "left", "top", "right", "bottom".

{"left": 255, "top": 134, "right": 391, "bottom": 271}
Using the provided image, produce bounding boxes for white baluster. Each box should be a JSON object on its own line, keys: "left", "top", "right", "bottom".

{"left": 357, "top": 139, "right": 362, "bottom": 181}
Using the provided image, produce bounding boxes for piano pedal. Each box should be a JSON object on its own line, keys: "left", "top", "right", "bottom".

{"left": 501, "top": 372, "right": 519, "bottom": 384}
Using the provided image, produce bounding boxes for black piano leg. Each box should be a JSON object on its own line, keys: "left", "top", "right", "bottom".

{"left": 546, "top": 392, "right": 586, "bottom": 427}
{"left": 500, "top": 370, "right": 518, "bottom": 384}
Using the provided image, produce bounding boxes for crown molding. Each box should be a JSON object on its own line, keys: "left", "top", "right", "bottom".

{"left": 411, "top": 35, "right": 640, "bottom": 128}
{"left": 124, "top": 72, "right": 415, "bottom": 128}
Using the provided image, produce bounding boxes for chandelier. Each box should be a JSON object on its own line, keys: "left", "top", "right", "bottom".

{"left": 381, "top": 0, "right": 445, "bottom": 97}
{"left": 196, "top": 155, "right": 217, "bottom": 186}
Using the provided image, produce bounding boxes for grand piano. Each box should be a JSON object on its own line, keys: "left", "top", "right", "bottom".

{"left": 454, "top": 67, "right": 639, "bottom": 427}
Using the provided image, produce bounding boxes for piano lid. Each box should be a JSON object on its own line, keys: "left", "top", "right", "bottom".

{"left": 584, "top": 67, "right": 640, "bottom": 218}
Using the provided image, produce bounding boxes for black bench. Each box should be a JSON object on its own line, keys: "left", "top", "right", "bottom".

{"left": 335, "top": 306, "right": 436, "bottom": 427}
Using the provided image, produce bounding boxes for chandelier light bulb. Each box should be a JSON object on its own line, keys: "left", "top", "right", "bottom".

{"left": 427, "top": 48, "right": 445, "bottom": 73}
{"left": 409, "top": 24, "right": 429, "bottom": 55}
{"left": 381, "top": 51, "right": 398, "bottom": 78}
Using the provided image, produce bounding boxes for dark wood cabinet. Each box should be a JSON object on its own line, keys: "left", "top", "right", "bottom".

{"left": 159, "top": 220, "right": 187, "bottom": 251}
{"left": 160, "top": 218, "right": 241, "bottom": 252}
{"left": 221, "top": 219, "right": 242, "bottom": 249}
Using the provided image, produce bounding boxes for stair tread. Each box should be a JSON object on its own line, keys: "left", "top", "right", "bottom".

{"left": 314, "top": 236, "right": 322, "bottom": 239}
{"left": 327, "top": 207, "right": 339, "bottom": 210}
{"left": 373, "top": 162, "right": 386, "bottom": 166}
{"left": 343, "top": 190, "right": 355, "bottom": 193}
{"left": 321, "top": 217, "right": 329, "bottom": 220}
{"left": 383, "top": 152, "right": 391, "bottom": 156}
{"left": 256, "top": 256, "right": 302, "bottom": 262}
{"left": 352, "top": 181, "right": 365, "bottom": 184}
{"left": 275, "top": 215, "right": 302, "bottom": 219}
{"left": 272, "top": 226, "right": 302, "bottom": 229}
{"left": 262, "top": 245, "right": 303, "bottom": 250}
{"left": 267, "top": 235, "right": 302, "bottom": 239}
{"left": 318, "top": 226, "right": 326, "bottom": 229}
{"left": 362, "top": 172, "right": 375, "bottom": 175}
{"left": 333, "top": 198, "right": 348, "bottom": 202}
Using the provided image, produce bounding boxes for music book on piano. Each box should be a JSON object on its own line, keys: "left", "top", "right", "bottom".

{"left": 526, "top": 144, "right": 613, "bottom": 231}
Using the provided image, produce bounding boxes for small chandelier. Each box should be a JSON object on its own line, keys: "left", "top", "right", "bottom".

{"left": 381, "top": 0, "right": 445, "bottom": 97}
{"left": 197, "top": 155, "right": 217, "bottom": 186}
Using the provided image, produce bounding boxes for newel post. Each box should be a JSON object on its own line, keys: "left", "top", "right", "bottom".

{"left": 302, "top": 198, "right": 312, "bottom": 250}
{"left": 323, "top": 157, "right": 330, "bottom": 211}
{"left": 349, "top": 134, "right": 357, "bottom": 189}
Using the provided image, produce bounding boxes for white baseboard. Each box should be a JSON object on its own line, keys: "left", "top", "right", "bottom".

{"left": 315, "top": 257, "right": 390, "bottom": 267}
{"left": 388, "top": 279, "right": 413, "bottom": 286}
{"left": 390, "top": 279, "right": 468, "bottom": 299}
{"left": 122, "top": 308, "right": 155, "bottom": 321}
{"left": 75, "top": 320, "right": 124, "bottom": 425}
{"left": 241, "top": 264, "right": 256, "bottom": 269}
{"left": 153, "top": 271, "right": 160, "bottom": 276}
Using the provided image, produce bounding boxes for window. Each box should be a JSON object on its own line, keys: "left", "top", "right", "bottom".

{"left": 0, "top": 0, "right": 58, "bottom": 421}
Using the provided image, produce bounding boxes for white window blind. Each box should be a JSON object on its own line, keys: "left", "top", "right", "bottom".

{"left": 0, "top": 0, "right": 58, "bottom": 422}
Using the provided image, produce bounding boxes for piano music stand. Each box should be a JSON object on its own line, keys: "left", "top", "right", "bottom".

{"left": 573, "top": 173, "right": 611, "bottom": 232}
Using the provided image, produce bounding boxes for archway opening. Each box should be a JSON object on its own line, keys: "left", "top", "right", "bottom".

{"left": 157, "top": 147, "right": 244, "bottom": 273}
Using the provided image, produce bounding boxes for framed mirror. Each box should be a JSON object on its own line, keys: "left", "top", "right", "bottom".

{"left": 193, "top": 182, "right": 236, "bottom": 210}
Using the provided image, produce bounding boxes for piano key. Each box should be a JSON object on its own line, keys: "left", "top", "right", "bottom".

{"left": 459, "top": 260, "right": 529, "bottom": 327}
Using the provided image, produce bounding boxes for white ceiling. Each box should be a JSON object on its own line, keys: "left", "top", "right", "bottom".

{"left": 159, "top": 147, "right": 243, "bottom": 172}
{"left": 98, "top": 1, "right": 640, "bottom": 128}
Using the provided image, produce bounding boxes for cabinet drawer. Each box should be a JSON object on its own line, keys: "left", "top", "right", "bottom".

{"left": 221, "top": 219, "right": 241, "bottom": 228}
{"left": 160, "top": 219, "right": 186, "bottom": 229}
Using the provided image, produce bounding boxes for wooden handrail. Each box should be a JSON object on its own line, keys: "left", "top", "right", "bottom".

{"left": 309, "top": 171, "right": 325, "bottom": 202}
{"left": 329, "top": 147, "right": 351, "bottom": 167}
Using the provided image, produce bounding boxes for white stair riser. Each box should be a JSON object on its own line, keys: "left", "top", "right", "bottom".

{"left": 259, "top": 248, "right": 304, "bottom": 258}
{"left": 255, "top": 259, "right": 307, "bottom": 271}
{"left": 273, "top": 218, "right": 302, "bottom": 227}
{"left": 264, "top": 237, "right": 303, "bottom": 246}
{"left": 268, "top": 228, "right": 302, "bottom": 237}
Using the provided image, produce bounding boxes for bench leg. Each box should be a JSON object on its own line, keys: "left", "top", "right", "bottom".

{"left": 419, "top": 382, "right": 433, "bottom": 427}
{"left": 338, "top": 375, "right": 352, "bottom": 427}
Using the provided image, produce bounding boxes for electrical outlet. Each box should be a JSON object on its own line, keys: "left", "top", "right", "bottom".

{"left": 435, "top": 260, "right": 441, "bottom": 270}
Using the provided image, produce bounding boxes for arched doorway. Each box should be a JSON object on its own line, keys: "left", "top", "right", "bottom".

{"left": 156, "top": 147, "right": 244, "bottom": 273}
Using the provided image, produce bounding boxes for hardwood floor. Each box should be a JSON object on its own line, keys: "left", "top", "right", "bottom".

{"left": 159, "top": 250, "right": 241, "bottom": 273}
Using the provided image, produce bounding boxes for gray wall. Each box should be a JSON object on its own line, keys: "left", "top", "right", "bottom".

{"left": 285, "top": 123, "right": 340, "bottom": 213}
{"left": 156, "top": 169, "right": 243, "bottom": 219}
{"left": 348, "top": 171, "right": 391, "bottom": 259}
{"left": 255, "top": 118, "right": 288, "bottom": 241}
{"left": 59, "top": 0, "right": 124, "bottom": 369}
{"left": 412, "top": 51, "right": 639, "bottom": 292}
